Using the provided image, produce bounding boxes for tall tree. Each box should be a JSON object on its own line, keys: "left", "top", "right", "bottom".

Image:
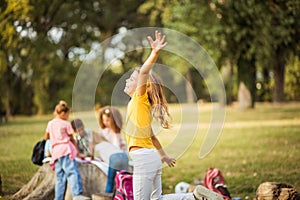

{"left": 23, "top": 0, "right": 84, "bottom": 114}
{"left": 4, "top": 0, "right": 150, "bottom": 114}
{"left": 143, "top": 0, "right": 225, "bottom": 103}
{"left": 263, "top": 0, "right": 300, "bottom": 102}
{"left": 216, "top": 0, "right": 300, "bottom": 105}
{"left": 0, "top": 0, "right": 32, "bottom": 116}
{"left": 215, "top": 0, "right": 268, "bottom": 108}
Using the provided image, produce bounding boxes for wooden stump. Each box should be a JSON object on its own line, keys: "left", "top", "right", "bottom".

{"left": 9, "top": 162, "right": 107, "bottom": 200}
{"left": 256, "top": 182, "right": 300, "bottom": 200}
{"left": 91, "top": 193, "right": 112, "bottom": 200}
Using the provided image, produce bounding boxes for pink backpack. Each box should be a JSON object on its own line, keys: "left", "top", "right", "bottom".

{"left": 203, "top": 168, "right": 232, "bottom": 200}
{"left": 113, "top": 170, "right": 134, "bottom": 200}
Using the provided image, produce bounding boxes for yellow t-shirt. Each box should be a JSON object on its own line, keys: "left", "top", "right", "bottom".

{"left": 124, "top": 92, "right": 154, "bottom": 151}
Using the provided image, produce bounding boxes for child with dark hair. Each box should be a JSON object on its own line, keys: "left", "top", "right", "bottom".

{"left": 98, "top": 106, "right": 126, "bottom": 151}
{"left": 71, "top": 116, "right": 129, "bottom": 194}
{"left": 71, "top": 118, "right": 94, "bottom": 159}
{"left": 98, "top": 106, "right": 129, "bottom": 193}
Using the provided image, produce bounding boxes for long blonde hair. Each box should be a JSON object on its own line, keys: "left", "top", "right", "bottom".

{"left": 147, "top": 72, "right": 170, "bottom": 129}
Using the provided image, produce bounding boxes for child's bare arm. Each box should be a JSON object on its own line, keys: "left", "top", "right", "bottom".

{"left": 136, "top": 31, "right": 167, "bottom": 96}
{"left": 70, "top": 134, "right": 86, "bottom": 159}
{"left": 89, "top": 141, "right": 94, "bottom": 160}
{"left": 151, "top": 132, "right": 176, "bottom": 167}
{"left": 44, "top": 132, "right": 50, "bottom": 140}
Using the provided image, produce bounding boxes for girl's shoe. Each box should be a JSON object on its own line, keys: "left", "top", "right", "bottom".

{"left": 193, "top": 185, "right": 224, "bottom": 200}
{"left": 73, "top": 194, "right": 91, "bottom": 200}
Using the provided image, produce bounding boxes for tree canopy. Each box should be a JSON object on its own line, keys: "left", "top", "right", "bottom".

{"left": 0, "top": 0, "right": 299, "bottom": 116}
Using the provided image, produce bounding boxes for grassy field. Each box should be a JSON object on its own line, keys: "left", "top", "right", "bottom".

{"left": 0, "top": 102, "right": 299, "bottom": 199}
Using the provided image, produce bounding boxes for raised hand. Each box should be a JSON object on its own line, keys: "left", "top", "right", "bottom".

{"left": 147, "top": 30, "right": 167, "bottom": 54}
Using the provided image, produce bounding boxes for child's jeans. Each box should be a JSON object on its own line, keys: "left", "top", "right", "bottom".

{"left": 129, "top": 148, "right": 195, "bottom": 200}
{"left": 105, "top": 152, "right": 129, "bottom": 193}
{"left": 55, "top": 155, "right": 83, "bottom": 200}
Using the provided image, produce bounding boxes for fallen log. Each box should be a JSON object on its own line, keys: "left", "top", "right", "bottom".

{"left": 256, "top": 182, "right": 300, "bottom": 200}
{"left": 9, "top": 162, "right": 107, "bottom": 200}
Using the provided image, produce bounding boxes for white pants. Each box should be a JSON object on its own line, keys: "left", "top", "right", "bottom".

{"left": 129, "top": 148, "right": 195, "bottom": 200}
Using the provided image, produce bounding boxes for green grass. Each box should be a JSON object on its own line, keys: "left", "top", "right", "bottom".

{"left": 0, "top": 102, "right": 299, "bottom": 199}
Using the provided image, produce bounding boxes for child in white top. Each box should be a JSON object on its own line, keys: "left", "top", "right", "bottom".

{"left": 98, "top": 106, "right": 126, "bottom": 151}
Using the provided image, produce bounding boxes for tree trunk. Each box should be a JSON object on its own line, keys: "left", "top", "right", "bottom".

{"left": 237, "top": 53, "right": 256, "bottom": 108}
{"left": 4, "top": 53, "right": 12, "bottom": 119}
{"left": 221, "top": 59, "right": 234, "bottom": 105}
{"left": 261, "top": 67, "right": 271, "bottom": 101}
{"left": 9, "top": 162, "right": 108, "bottom": 200}
{"left": 238, "top": 82, "right": 252, "bottom": 110}
{"left": 185, "top": 69, "right": 195, "bottom": 103}
{"left": 273, "top": 47, "right": 286, "bottom": 103}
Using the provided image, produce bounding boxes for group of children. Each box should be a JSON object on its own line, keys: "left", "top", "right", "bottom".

{"left": 44, "top": 31, "right": 224, "bottom": 200}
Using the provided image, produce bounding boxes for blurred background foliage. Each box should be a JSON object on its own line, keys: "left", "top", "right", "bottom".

{"left": 0, "top": 0, "right": 299, "bottom": 116}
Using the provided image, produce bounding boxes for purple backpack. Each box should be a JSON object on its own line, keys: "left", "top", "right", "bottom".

{"left": 113, "top": 170, "right": 134, "bottom": 200}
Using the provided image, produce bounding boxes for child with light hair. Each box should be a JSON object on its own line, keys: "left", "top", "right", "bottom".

{"left": 44, "top": 100, "right": 90, "bottom": 200}
{"left": 123, "top": 31, "right": 223, "bottom": 200}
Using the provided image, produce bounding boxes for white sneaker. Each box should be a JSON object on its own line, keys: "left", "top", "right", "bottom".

{"left": 193, "top": 185, "right": 224, "bottom": 200}
{"left": 73, "top": 194, "right": 91, "bottom": 200}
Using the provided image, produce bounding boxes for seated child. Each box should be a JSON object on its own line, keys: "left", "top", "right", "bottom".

{"left": 71, "top": 118, "right": 129, "bottom": 194}
{"left": 71, "top": 118, "right": 94, "bottom": 159}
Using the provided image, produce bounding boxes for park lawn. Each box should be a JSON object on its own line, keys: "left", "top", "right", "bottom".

{"left": 0, "top": 102, "right": 299, "bottom": 199}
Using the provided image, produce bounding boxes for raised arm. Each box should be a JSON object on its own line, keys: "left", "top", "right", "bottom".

{"left": 136, "top": 30, "right": 167, "bottom": 96}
